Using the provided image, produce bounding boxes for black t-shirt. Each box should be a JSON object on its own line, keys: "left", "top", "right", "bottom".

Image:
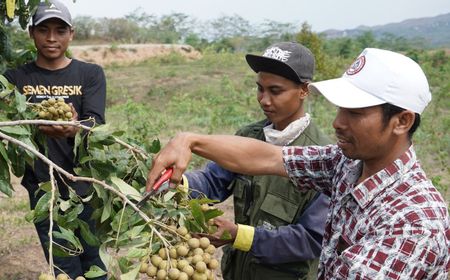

{"left": 4, "top": 59, "right": 106, "bottom": 196}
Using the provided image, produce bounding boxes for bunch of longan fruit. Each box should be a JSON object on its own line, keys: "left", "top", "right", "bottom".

{"left": 38, "top": 273, "right": 85, "bottom": 280}
{"left": 140, "top": 226, "right": 219, "bottom": 280}
{"left": 33, "top": 97, "right": 73, "bottom": 121}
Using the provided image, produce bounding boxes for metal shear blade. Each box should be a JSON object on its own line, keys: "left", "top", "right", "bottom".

{"left": 136, "top": 167, "right": 173, "bottom": 208}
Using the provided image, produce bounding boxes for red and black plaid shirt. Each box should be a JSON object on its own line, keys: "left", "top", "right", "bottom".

{"left": 283, "top": 145, "right": 449, "bottom": 279}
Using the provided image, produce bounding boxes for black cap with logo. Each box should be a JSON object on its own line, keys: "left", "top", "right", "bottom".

{"left": 32, "top": 0, "right": 72, "bottom": 27}
{"left": 245, "top": 42, "right": 315, "bottom": 83}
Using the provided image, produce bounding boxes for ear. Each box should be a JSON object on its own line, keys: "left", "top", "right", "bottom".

{"left": 392, "top": 110, "right": 415, "bottom": 136}
{"left": 298, "top": 83, "right": 309, "bottom": 99}
{"left": 69, "top": 28, "right": 75, "bottom": 41}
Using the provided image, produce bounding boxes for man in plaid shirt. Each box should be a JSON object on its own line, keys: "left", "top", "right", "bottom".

{"left": 147, "top": 48, "right": 450, "bottom": 279}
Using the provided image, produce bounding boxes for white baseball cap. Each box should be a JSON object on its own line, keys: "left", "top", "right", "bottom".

{"left": 308, "top": 48, "right": 431, "bottom": 114}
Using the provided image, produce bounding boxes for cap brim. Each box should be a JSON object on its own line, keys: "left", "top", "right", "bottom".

{"left": 308, "top": 78, "right": 386, "bottom": 109}
{"left": 33, "top": 14, "right": 72, "bottom": 26}
{"left": 246, "top": 54, "right": 306, "bottom": 83}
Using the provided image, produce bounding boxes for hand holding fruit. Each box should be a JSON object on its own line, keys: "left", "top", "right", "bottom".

{"left": 34, "top": 98, "right": 80, "bottom": 138}
{"left": 194, "top": 217, "right": 237, "bottom": 247}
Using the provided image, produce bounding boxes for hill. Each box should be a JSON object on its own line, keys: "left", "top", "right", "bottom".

{"left": 322, "top": 13, "right": 450, "bottom": 48}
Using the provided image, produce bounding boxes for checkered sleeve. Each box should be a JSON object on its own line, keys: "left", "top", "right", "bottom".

{"left": 282, "top": 144, "right": 342, "bottom": 196}
{"left": 331, "top": 225, "right": 449, "bottom": 279}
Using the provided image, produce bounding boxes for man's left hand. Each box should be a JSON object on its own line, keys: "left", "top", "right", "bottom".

{"left": 193, "top": 217, "right": 238, "bottom": 247}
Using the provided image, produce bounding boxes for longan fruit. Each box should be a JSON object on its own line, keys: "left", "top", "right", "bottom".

{"left": 182, "top": 265, "right": 194, "bottom": 276}
{"left": 156, "top": 269, "right": 167, "bottom": 280}
{"left": 39, "top": 273, "right": 53, "bottom": 280}
{"left": 205, "top": 244, "right": 216, "bottom": 255}
{"left": 208, "top": 259, "right": 219, "bottom": 270}
{"left": 193, "top": 271, "right": 207, "bottom": 280}
{"left": 151, "top": 255, "right": 163, "bottom": 267}
{"left": 177, "top": 245, "right": 189, "bottom": 257}
{"left": 188, "top": 238, "right": 200, "bottom": 249}
{"left": 178, "top": 272, "right": 189, "bottom": 280}
{"left": 193, "top": 248, "right": 204, "bottom": 255}
{"left": 159, "top": 260, "right": 168, "bottom": 270}
{"left": 139, "top": 262, "right": 148, "bottom": 273}
{"left": 206, "top": 269, "right": 214, "bottom": 280}
{"left": 195, "top": 261, "right": 207, "bottom": 273}
{"left": 170, "top": 259, "right": 178, "bottom": 269}
{"left": 169, "top": 247, "right": 178, "bottom": 259}
{"left": 199, "top": 237, "right": 210, "bottom": 249}
{"left": 146, "top": 266, "right": 157, "bottom": 277}
{"left": 177, "top": 259, "right": 189, "bottom": 270}
{"left": 191, "top": 254, "right": 203, "bottom": 265}
{"left": 75, "top": 277, "right": 86, "bottom": 280}
{"left": 56, "top": 274, "right": 68, "bottom": 280}
{"left": 168, "top": 268, "right": 180, "bottom": 280}
{"left": 177, "top": 226, "right": 188, "bottom": 236}
{"left": 159, "top": 248, "right": 168, "bottom": 259}
{"left": 202, "top": 253, "right": 211, "bottom": 264}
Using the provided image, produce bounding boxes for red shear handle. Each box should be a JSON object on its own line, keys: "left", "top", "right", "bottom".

{"left": 152, "top": 167, "right": 174, "bottom": 191}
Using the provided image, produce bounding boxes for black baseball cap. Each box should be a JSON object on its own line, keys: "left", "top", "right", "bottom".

{"left": 32, "top": 0, "right": 72, "bottom": 27}
{"left": 246, "top": 42, "right": 315, "bottom": 83}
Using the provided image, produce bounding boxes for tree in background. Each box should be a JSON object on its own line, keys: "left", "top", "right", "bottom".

{"left": 0, "top": 0, "right": 38, "bottom": 72}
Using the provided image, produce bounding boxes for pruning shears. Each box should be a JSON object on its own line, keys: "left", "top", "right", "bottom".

{"left": 136, "top": 167, "right": 174, "bottom": 208}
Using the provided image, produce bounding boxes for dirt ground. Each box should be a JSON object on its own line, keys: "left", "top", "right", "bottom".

{"left": 0, "top": 178, "right": 234, "bottom": 280}
{"left": 69, "top": 44, "right": 202, "bottom": 66}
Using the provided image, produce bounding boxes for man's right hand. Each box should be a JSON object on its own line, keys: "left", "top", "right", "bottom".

{"left": 146, "top": 132, "right": 195, "bottom": 192}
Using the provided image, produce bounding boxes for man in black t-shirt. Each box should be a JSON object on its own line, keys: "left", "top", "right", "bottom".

{"left": 3, "top": 1, "right": 106, "bottom": 278}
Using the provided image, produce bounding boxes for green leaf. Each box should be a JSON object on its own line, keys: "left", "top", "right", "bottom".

{"left": 0, "top": 154, "right": 12, "bottom": 196}
{"left": 14, "top": 91, "right": 26, "bottom": 113}
{"left": 59, "top": 200, "right": 71, "bottom": 211}
{"left": 163, "top": 189, "right": 177, "bottom": 202}
{"left": 126, "top": 248, "right": 148, "bottom": 259}
{"left": 0, "top": 75, "right": 10, "bottom": 88}
{"left": 0, "top": 126, "right": 30, "bottom": 136}
{"left": 89, "top": 124, "right": 116, "bottom": 145}
{"left": 7, "top": 145, "right": 25, "bottom": 177}
{"left": 100, "top": 196, "right": 112, "bottom": 223}
{"left": 65, "top": 203, "right": 84, "bottom": 223}
{"left": 53, "top": 226, "right": 83, "bottom": 250}
{"left": 110, "top": 176, "right": 142, "bottom": 201}
{"left": 148, "top": 138, "right": 161, "bottom": 153}
{"left": 33, "top": 192, "right": 52, "bottom": 222}
{"left": 129, "top": 225, "right": 146, "bottom": 239}
{"left": 0, "top": 141, "right": 8, "bottom": 162}
{"left": 38, "top": 181, "right": 52, "bottom": 192}
{"left": 99, "top": 243, "right": 113, "bottom": 270}
{"left": 203, "top": 208, "right": 224, "bottom": 222}
{"left": 84, "top": 265, "right": 107, "bottom": 278}
{"left": 51, "top": 244, "right": 72, "bottom": 257}
{"left": 220, "top": 230, "right": 232, "bottom": 240}
{"left": 78, "top": 219, "right": 101, "bottom": 247}
{"left": 189, "top": 200, "right": 208, "bottom": 232}
{"left": 119, "top": 263, "right": 140, "bottom": 280}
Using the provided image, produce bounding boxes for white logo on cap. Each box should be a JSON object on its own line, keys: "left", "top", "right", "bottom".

{"left": 263, "top": 47, "right": 292, "bottom": 62}
{"left": 346, "top": 55, "right": 366, "bottom": 75}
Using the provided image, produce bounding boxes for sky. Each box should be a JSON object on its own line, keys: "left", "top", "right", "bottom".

{"left": 62, "top": 0, "right": 450, "bottom": 32}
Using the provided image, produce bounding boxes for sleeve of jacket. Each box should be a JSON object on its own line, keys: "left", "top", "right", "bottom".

{"left": 250, "top": 193, "right": 330, "bottom": 264}
{"left": 184, "top": 161, "right": 235, "bottom": 201}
